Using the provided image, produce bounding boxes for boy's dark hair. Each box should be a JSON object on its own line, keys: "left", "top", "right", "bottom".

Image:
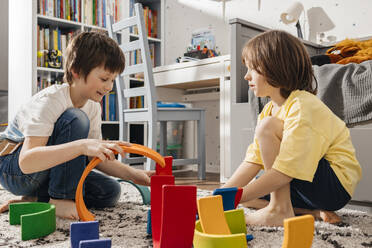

{"left": 64, "top": 31, "right": 125, "bottom": 84}
{"left": 241, "top": 30, "right": 317, "bottom": 98}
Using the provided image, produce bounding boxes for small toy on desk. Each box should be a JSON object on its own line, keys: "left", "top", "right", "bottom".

{"left": 183, "top": 46, "right": 218, "bottom": 60}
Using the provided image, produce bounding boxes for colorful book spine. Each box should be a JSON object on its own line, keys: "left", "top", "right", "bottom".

{"left": 109, "top": 91, "right": 117, "bottom": 121}
{"left": 101, "top": 95, "right": 106, "bottom": 120}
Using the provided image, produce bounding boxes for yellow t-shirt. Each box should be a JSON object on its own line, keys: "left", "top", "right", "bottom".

{"left": 244, "top": 90, "right": 362, "bottom": 197}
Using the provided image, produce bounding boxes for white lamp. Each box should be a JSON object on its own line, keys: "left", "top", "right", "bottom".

{"left": 307, "top": 7, "right": 335, "bottom": 43}
{"left": 280, "top": 2, "right": 304, "bottom": 39}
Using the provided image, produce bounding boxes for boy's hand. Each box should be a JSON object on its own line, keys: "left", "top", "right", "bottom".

{"left": 131, "top": 169, "right": 155, "bottom": 186}
{"left": 81, "top": 139, "right": 131, "bottom": 162}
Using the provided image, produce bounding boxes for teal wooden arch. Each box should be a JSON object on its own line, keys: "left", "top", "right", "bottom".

{"left": 118, "top": 179, "right": 151, "bottom": 205}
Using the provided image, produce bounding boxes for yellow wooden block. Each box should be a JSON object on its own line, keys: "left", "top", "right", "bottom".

{"left": 282, "top": 215, "right": 314, "bottom": 248}
{"left": 197, "top": 195, "right": 231, "bottom": 235}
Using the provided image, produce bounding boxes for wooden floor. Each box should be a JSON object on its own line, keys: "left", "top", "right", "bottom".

{"left": 173, "top": 170, "right": 222, "bottom": 191}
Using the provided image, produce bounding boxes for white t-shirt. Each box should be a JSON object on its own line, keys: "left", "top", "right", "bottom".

{"left": 0, "top": 83, "right": 102, "bottom": 142}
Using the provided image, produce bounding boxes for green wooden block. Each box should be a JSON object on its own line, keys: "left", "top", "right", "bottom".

{"left": 224, "top": 209, "right": 247, "bottom": 234}
{"left": 9, "top": 202, "right": 56, "bottom": 241}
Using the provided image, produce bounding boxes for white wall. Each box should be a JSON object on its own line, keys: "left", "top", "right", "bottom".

{"left": 0, "top": 0, "right": 9, "bottom": 91}
{"left": 164, "top": 0, "right": 372, "bottom": 65}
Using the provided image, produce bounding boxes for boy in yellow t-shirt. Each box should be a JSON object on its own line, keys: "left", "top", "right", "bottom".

{"left": 223, "top": 30, "right": 362, "bottom": 226}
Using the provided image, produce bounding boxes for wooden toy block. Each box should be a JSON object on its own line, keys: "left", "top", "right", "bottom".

{"left": 156, "top": 156, "right": 173, "bottom": 176}
{"left": 224, "top": 209, "right": 247, "bottom": 235}
{"left": 156, "top": 185, "right": 197, "bottom": 248}
{"left": 234, "top": 188, "right": 243, "bottom": 208}
{"left": 70, "top": 221, "right": 99, "bottom": 248}
{"left": 79, "top": 238, "right": 111, "bottom": 248}
{"left": 151, "top": 175, "right": 175, "bottom": 244}
{"left": 9, "top": 202, "right": 56, "bottom": 241}
{"left": 119, "top": 179, "right": 151, "bottom": 205}
{"left": 147, "top": 210, "right": 152, "bottom": 235}
{"left": 193, "top": 209, "right": 248, "bottom": 248}
{"left": 213, "top": 187, "right": 238, "bottom": 211}
{"left": 282, "top": 215, "right": 314, "bottom": 248}
{"left": 76, "top": 144, "right": 164, "bottom": 221}
{"left": 197, "top": 195, "right": 231, "bottom": 235}
{"left": 246, "top": 234, "right": 254, "bottom": 241}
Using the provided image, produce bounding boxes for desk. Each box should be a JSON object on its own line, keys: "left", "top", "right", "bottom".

{"left": 153, "top": 55, "right": 230, "bottom": 89}
{"left": 153, "top": 55, "right": 231, "bottom": 175}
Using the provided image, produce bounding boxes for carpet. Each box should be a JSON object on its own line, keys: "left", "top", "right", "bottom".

{"left": 0, "top": 182, "right": 371, "bottom": 248}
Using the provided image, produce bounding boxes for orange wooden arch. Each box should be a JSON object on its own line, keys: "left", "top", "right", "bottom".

{"left": 75, "top": 144, "right": 165, "bottom": 221}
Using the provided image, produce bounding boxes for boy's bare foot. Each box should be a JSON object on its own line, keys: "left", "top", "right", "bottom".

{"left": 315, "top": 210, "right": 341, "bottom": 224}
{"left": 245, "top": 205, "right": 295, "bottom": 226}
{"left": 292, "top": 207, "right": 341, "bottom": 224}
{"left": 242, "top": 199, "right": 341, "bottom": 224}
{"left": 241, "top": 198, "right": 269, "bottom": 209}
{"left": 0, "top": 196, "right": 37, "bottom": 213}
{"left": 49, "top": 198, "right": 79, "bottom": 220}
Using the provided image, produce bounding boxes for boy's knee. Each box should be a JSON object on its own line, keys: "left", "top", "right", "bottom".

{"left": 106, "top": 180, "right": 122, "bottom": 207}
{"left": 256, "top": 116, "right": 283, "bottom": 140}
{"left": 61, "top": 108, "right": 90, "bottom": 137}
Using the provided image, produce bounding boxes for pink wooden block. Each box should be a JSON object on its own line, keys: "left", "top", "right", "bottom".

{"left": 151, "top": 175, "right": 175, "bottom": 246}
{"left": 159, "top": 185, "right": 197, "bottom": 248}
{"left": 156, "top": 156, "right": 173, "bottom": 176}
{"left": 234, "top": 187, "right": 243, "bottom": 209}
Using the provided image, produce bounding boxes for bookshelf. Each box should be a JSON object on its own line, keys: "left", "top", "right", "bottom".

{"left": 9, "top": 0, "right": 164, "bottom": 141}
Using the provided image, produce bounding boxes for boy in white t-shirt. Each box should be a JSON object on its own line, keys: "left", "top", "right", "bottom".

{"left": 0, "top": 31, "right": 153, "bottom": 220}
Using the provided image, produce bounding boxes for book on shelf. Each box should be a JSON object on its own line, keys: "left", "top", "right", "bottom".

{"left": 152, "top": 9, "right": 157, "bottom": 38}
{"left": 108, "top": 91, "right": 117, "bottom": 121}
{"left": 101, "top": 91, "right": 117, "bottom": 121}
{"left": 37, "top": 0, "right": 124, "bottom": 28}
{"left": 37, "top": 0, "right": 81, "bottom": 22}
{"left": 129, "top": 95, "right": 144, "bottom": 109}
{"left": 37, "top": 24, "right": 73, "bottom": 68}
{"left": 130, "top": 1, "right": 158, "bottom": 38}
{"left": 37, "top": 76, "right": 63, "bottom": 92}
{"left": 129, "top": 43, "right": 155, "bottom": 69}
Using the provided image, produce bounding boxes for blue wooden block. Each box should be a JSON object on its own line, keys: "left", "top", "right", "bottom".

{"left": 213, "top": 187, "right": 237, "bottom": 211}
{"left": 146, "top": 209, "right": 152, "bottom": 235}
{"left": 70, "top": 221, "right": 99, "bottom": 248}
{"left": 79, "top": 239, "right": 111, "bottom": 248}
{"left": 246, "top": 234, "right": 254, "bottom": 241}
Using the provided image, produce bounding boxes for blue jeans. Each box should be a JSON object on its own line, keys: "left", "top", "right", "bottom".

{"left": 0, "top": 108, "right": 121, "bottom": 208}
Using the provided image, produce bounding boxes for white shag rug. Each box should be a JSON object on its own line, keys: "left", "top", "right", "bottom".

{"left": 0, "top": 182, "right": 371, "bottom": 248}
